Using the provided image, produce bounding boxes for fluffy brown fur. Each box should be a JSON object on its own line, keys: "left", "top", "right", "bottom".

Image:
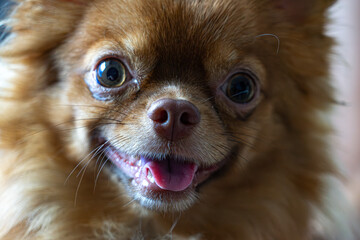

{"left": 0, "top": 0, "right": 356, "bottom": 239}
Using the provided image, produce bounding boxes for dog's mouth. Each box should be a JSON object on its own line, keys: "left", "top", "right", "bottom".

{"left": 100, "top": 140, "right": 227, "bottom": 211}
{"left": 106, "top": 144, "right": 221, "bottom": 191}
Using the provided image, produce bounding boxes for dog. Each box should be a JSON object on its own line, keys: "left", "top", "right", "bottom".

{"left": 0, "top": 0, "right": 356, "bottom": 239}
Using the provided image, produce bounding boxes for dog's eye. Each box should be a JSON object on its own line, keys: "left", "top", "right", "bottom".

{"left": 224, "top": 73, "right": 256, "bottom": 104}
{"left": 96, "top": 59, "right": 126, "bottom": 87}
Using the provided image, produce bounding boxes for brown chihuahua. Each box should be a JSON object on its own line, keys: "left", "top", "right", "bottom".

{"left": 0, "top": 0, "right": 356, "bottom": 239}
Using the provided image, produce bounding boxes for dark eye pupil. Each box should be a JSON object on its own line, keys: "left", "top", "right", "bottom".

{"left": 96, "top": 59, "right": 125, "bottom": 87}
{"left": 106, "top": 67, "right": 119, "bottom": 82}
{"left": 226, "top": 75, "right": 255, "bottom": 103}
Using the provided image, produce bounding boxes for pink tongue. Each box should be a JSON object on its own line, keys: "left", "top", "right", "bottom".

{"left": 143, "top": 157, "right": 197, "bottom": 192}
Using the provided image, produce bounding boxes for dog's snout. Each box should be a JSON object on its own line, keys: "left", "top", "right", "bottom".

{"left": 147, "top": 98, "right": 201, "bottom": 141}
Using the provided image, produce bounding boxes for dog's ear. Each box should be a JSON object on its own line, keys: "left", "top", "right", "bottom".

{"left": 272, "top": 0, "right": 336, "bottom": 24}
{"left": 0, "top": 0, "right": 90, "bottom": 57}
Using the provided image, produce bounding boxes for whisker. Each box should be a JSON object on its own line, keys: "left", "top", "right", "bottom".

{"left": 21, "top": 118, "right": 130, "bottom": 142}
{"left": 123, "top": 198, "right": 136, "bottom": 208}
{"left": 72, "top": 137, "right": 119, "bottom": 205}
{"left": 94, "top": 148, "right": 106, "bottom": 179}
{"left": 228, "top": 138, "right": 256, "bottom": 150}
{"left": 91, "top": 133, "right": 130, "bottom": 191}
{"left": 110, "top": 135, "right": 132, "bottom": 150}
{"left": 168, "top": 214, "right": 181, "bottom": 240}
{"left": 237, "top": 153, "right": 250, "bottom": 163}
{"left": 200, "top": 96, "right": 215, "bottom": 104}
{"left": 224, "top": 129, "right": 272, "bottom": 143}
{"left": 54, "top": 104, "right": 127, "bottom": 116}
{"left": 74, "top": 162, "right": 89, "bottom": 207}
{"left": 93, "top": 149, "right": 111, "bottom": 192}
{"left": 75, "top": 142, "right": 109, "bottom": 178}
{"left": 65, "top": 142, "right": 107, "bottom": 184}
{"left": 254, "top": 33, "right": 280, "bottom": 54}
{"left": 95, "top": 158, "right": 109, "bottom": 188}
{"left": 76, "top": 157, "right": 94, "bottom": 178}
{"left": 210, "top": 143, "right": 230, "bottom": 160}
{"left": 64, "top": 157, "right": 88, "bottom": 185}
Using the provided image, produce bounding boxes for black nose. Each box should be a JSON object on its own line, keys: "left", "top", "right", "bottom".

{"left": 147, "top": 98, "right": 201, "bottom": 141}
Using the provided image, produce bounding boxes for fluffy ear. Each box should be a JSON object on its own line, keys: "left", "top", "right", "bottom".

{"left": 0, "top": 0, "right": 90, "bottom": 57}
{"left": 273, "top": 0, "right": 336, "bottom": 24}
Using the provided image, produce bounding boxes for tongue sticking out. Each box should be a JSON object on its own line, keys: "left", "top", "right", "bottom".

{"left": 142, "top": 157, "right": 198, "bottom": 192}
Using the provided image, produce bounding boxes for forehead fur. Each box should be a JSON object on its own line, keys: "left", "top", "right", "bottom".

{"left": 66, "top": 0, "right": 260, "bottom": 80}
{"left": 87, "top": 0, "right": 259, "bottom": 46}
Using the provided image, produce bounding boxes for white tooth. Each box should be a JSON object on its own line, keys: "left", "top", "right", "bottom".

{"left": 136, "top": 158, "right": 142, "bottom": 166}
{"left": 141, "top": 179, "right": 149, "bottom": 187}
{"left": 135, "top": 171, "right": 140, "bottom": 178}
{"left": 147, "top": 171, "right": 155, "bottom": 183}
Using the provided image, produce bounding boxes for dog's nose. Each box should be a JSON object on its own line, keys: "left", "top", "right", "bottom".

{"left": 147, "top": 98, "right": 201, "bottom": 141}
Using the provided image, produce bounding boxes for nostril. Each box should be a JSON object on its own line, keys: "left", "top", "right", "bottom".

{"left": 179, "top": 104, "right": 201, "bottom": 126}
{"left": 156, "top": 110, "right": 168, "bottom": 123}
{"left": 148, "top": 108, "right": 169, "bottom": 123}
{"left": 180, "top": 112, "right": 193, "bottom": 125}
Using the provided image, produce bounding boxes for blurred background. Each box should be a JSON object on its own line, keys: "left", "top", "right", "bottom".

{"left": 328, "top": 0, "right": 360, "bottom": 213}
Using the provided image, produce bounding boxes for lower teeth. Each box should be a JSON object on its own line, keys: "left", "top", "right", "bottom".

{"left": 147, "top": 171, "right": 155, "bottom": 183}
